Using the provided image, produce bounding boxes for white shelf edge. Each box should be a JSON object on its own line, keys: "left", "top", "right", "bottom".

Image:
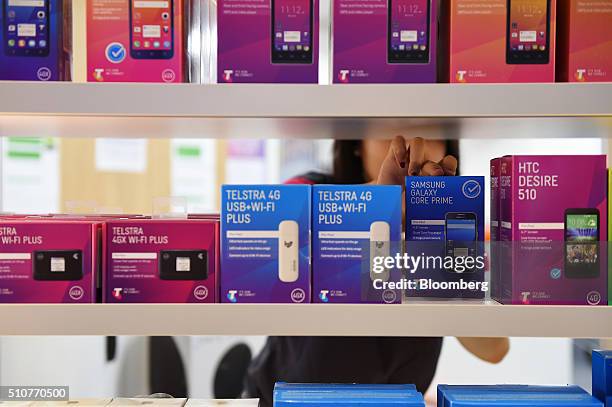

{"left": 0, "top": 303, "right": 610, "bottom": 337}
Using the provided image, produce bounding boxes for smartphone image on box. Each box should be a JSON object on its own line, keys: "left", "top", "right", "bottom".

{"left": 387, "top": 0, "right": 430, "bottom": 64}
{"left": 129, "top": 0, "right": 174, "bottom": 60}
{"left": 564, "top": 208, "right": 600, "bottom": 279}
{"left": 506, "top": 0, "right": 551, "bottom": 65}
{"left": 271, "top": 0, "right": 313, "bottom": 64}
{"left": 159, "top": 250, "right": 208, "bottom": 281}
{"left": 33, "top": 250, "right": 83, "bottom": 281}
{"left": 3, "top": 0, "right": 50, "bottom": 57}
{"left": 445, "top": 212, "right": 477, "bottom": 273}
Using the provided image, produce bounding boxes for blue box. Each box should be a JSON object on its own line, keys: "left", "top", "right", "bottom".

{"left": 0, "top": 0, "right": 67, "bottom": 80}
{"left": 438, "top": 385, "right": 602, "bottom": 407}
{"left": 405, "top": 176, "right": 486, "bottom": 299}
{"left": 221, "top": 185, "right": 311, "bottom": 303}
{"left": 274, "top": 383, "right": 424, "bottom": 406}
{"left": 593, "top": 350, "right": 612, "bottom": 403}
{"left": 312, "top": 185, "right": 402, "bottom": 303}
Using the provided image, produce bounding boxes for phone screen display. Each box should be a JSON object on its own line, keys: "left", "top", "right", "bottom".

{"left": 3, "top": 0, "right": 50, "bottom": 57}
{"left": 446, "top": 218, "right": 476, "bottom": 249}
{"left": 271, "top": 0, "right": 313, "bottom": 64}
{"left": 388, "top": 0, "right": 429, "bottom": 64}
{"left": 130, "top": 0, "right": 173, "bottom": 59}
{"left": 507, "top": 0, "right": 550, "bottom": 64}
{"left": 565, "top": 214, "right": 598, "bottom": 266}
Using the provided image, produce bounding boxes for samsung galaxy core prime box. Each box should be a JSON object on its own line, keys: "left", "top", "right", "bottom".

{"left": 87, "top": 0, "right": 184, "bottom": 82}
{"left": 312, "top": 185, "right": 402, "bottom": 303}
{"left": 0, "top": 220, "right": 99, "bottom": 303}
{"left": 557, "top": 0, "right": 612, "bottom": 82}
{"left": 0, "top": 0, "right": 70, "bottom": 80}
{"left": 593, "top": 350, "right": 612, "bottom": 405}
{"left": 104, "top": 219, "right": 218, "bottom": 303}
{"left": 221, "top": 185, "right": 311, "bottom": 303}
{"left": 442, "top": 0, "right": 556, "bottom": 83}
{"left": 216, "top": 0, "right": 319, "bottom": 83}
{"left": 405, "top": 176, "right": 485, "bottom": 299}
{"left": 499, "top": 155, "right": 607, "bottom": 305}
{"left": 332, "top": 0, "right": 438, "bottom": 83}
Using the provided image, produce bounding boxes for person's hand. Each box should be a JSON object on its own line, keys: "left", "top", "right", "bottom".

{"left": 376, "top": 136, "right": 458, "bottom": 185}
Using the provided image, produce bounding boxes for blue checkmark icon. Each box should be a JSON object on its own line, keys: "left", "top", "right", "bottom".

{"left": 105, "top": 42, "right": 126, "bottom": 64}
{"left": 550, "top": 268, "right": 561, "bottom": 280}
{"left": 462, "top": 180, "right": 481, "bottom": 199}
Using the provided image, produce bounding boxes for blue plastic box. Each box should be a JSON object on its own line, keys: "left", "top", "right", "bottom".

{"left": 274, "top": 383, "right": 424, "bottom": 406}
{"left": 593, "top": 350, "right": 612, "bottom": 403}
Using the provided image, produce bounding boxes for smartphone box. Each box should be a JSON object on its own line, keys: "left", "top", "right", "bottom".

{"left": 0, "top": 0, "right": 70, "bottom": 81}
{"left": 593, "top": 350, "right": 612, "bottom": 404}
{"left": 332, "top": 0, "right": 438, "bottom": 83}
{"left": 86, "top": 0, "right": 184, "bottom": 83}
{"left": 216, "top": 0, "right": 319, "bottom": 83}
{"left": 405, "top": 176, "right": 486, "bottom": 299}
{"left": 441, "top": 0, "right": 556, "bottom": 83}
{"left": 221, "top": 185, "right": 311, "bottom": 303}
{"left": 104, "top": 219, "right": 218, "bottom": 303}
{"left": 499, "top": 155, "right": 608, "bottom": 305}
{"left": 0, "top": 220, "right": 99, "bottom": 303}
{"left": 312, "top": 185, "right": 402, "bottom": 303}
{"left": 490, "top": 158, "right": 501, "bottom": 302}
{"left": 557, "top": 0, "right": 612, "bottom": 82}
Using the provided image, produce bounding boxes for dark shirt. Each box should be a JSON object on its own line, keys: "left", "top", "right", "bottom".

{"left": 244, "top": 172, "right": 443, "bottom": 407}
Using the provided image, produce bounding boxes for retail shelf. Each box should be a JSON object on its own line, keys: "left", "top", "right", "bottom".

{"left": 0, "top": 302, "right": 610, "bottom": 337}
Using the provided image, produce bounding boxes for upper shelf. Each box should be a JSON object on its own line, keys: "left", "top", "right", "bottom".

{"left": 2, "top": 82, "right": 612, "bottom": 118}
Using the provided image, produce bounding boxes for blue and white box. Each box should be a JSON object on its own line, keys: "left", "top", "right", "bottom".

{"left": 312, "top": 185, "right": 402, "bottom": 303}
{"left": 405, "top": 176, "right": 486, "bottom": 299}
{"left": 593, "top": 350, "right": 612, "bottom": 404}
{"left": 221, "top": 185, "right": 311, "bottom": 303}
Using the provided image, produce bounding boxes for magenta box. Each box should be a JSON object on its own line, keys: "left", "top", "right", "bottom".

{"left": 499, "top": 155, "right": 608, "bottom": 305}
{"left": 0, "top": 220, "right": 99, "bottom": 303}
{"left": 216, "top": 0, "right": 319, "bottom": 83}
{"left": 332, "top": 0, "right": 438, "bottom": 83}
{"left": 104, "top": 219, "right": 218, "bottom": 303}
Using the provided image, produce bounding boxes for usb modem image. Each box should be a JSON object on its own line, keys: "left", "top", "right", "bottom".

{"left": 370, "top": 221, "right": 390, "bottom": 282}
{"left": 278, "top": 220, "right": 299, "bottom": 283}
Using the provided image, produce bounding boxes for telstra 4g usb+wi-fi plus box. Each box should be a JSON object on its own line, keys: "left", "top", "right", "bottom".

{"left": 312, "top": 185, "right": 402, "bottom": 303}
{"left": 405, "top": 176, "right": 486, "bottom": 299}
{"left": 0, "top": 220, "right": 99, "bottom": 303}
{"left": 104, "top": 219, "right": 218, "bottom": 303}
{"left": 499, "top": 155, "right": 607, "bottom": 305}
{"left": 221, "top": 185, "right": 311, "bottom": 303}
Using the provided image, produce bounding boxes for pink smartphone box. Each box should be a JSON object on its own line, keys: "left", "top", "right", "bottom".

{"left": 490, "top": 158, "right": 501, "bottom": 302}
{"left": 557, "top": 0, "right": 612, "bottom": 82}
{"left": 103, "top": 219, "right": 218, "bottom": 303}
{"left": 0, "top": 220, "right": 100, "bottom": 303}
{"left": 441, "top": 0, "right": 556, "bottom": 83}
{"left": 87, "top": 0, "right": 185, "bottom": 83}
{"left": 499, "top": 155, "right": 608, "bottom": 305}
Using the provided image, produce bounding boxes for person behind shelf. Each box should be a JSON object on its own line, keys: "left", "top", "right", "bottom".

{"left": 243, "top": 135, "right": 510, "bottom": 407}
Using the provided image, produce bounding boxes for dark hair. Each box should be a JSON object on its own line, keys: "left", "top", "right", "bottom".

{"left": 333, "top": 139, "right": 460, "bottom": 184}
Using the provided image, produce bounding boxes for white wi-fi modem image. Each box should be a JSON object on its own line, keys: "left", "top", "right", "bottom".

{"left": 278, "top": 220, "right": 299, "bottom": 283}
{"left": 370, "top": 221, "right": 390, "bottom": 282}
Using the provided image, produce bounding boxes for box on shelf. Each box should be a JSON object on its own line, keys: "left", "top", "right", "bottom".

{"left": 86, "top": 0, "right": 185, "bottom": 83}
{"left": 405, "top": 176, "right": 486, "bottom": 299}
{"left": 499, "top": 155, "right": 608, "bottom": 305}
{"left": 490, "top": 158, "right": 501, "bottom": 302}
{"left": 592, "top": 350, "right": 612, "bottom": 404}
{"left": 0, "top": 0, "right": 71, "bottom": 81}
{"left": 609, "top": 168, "right": 612, "bottom": 306}
{"left": 312, "top": 185, "right": 402, "bottom": 303}
{"left": 104, "top": 219, "right": 219, "bottom": 303}
{"left": 221, "top": 185, "right": 311, "bottom": 303}
{"left": 332, "top": 0, "right": 438, "bottom": 83}
{"left": 557, "top": 0, "right": 612, "bottom": 82}
{"left": 441, "top": 0, "right": 556, "bottom": 83}
{"left": 0, "top": 220, "right": 99, "bottom": 303}
{"left": 184, "top": 400, "right": 259, "bottom": 406}
{"left": 215, "top": 0, "right": 319, "bottom": 83}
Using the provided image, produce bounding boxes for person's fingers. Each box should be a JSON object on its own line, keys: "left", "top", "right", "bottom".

{"left": 419, "top": 161, "right": 445, "bottom": 176}
{"left": 407, "top": 137, "right": 425, "bottom": 176}
{"left": 389, "top": 135, "right": 408, "bottom": 168}
{"left": 439, "top": 155, "right": 458, "bottom": 176}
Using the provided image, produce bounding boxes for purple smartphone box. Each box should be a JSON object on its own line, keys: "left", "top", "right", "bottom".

{"left": 0, "top": 0, "right": 68, "bottom": 81}
{"left": 216, "top": 0, "right": 319, "bottom": 83}
{"left": 490, "top": 158, "right": 501, "bottom": 302}
{"left": 0, "top": 220, "right": 99, "bottom": 303}
{"left": 104, "top": 219, "right": 219, "bottom": 303}
{"left": 332, "top": 0, "right": 437, "bottom": 83}
{"left": 499, "top": 155, "right": 608, "bottom": 305}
